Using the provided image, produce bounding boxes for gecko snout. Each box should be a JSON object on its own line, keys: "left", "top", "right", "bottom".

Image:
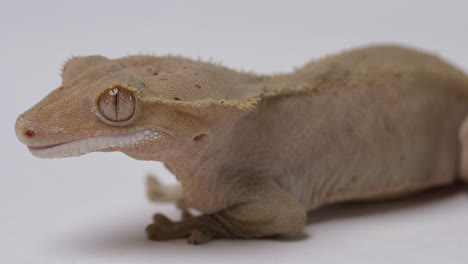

{"left": 15, "top": 115, "right": 38, "bottom": 144}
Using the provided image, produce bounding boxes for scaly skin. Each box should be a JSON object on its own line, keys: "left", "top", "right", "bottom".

{"left": 15, "top": 45, "right": 468, "bottom": 244}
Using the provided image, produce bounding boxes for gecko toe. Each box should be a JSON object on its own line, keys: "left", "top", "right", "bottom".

{"left": 152, "top": 213, "right": 172, "bottom": 224}
{"left": 187, "top": 229, "right": 214, "bottom": 245}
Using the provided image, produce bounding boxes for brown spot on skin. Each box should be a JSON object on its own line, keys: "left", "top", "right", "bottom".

{"left": 195, "top": 84, "right": 201, "bottom": 89}
{"left": 25, "top": 129, "right": 35, "bottom": 137}
{"left": 153, "top": 72, "right": 159, "bottom": 76}
{"left": 174, "top": 97, "right": 181, "bottom": 101}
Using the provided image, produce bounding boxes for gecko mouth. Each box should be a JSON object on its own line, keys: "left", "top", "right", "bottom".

{"left": 28, "top": 143, "right": 64, "bottom": 150}
{"left": 27, "top": 129, "right": 163, "bottom": 159}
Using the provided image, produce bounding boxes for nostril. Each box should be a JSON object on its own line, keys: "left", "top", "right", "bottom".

{"left": 25, "top": 129, "right": 36, "bottom": 137}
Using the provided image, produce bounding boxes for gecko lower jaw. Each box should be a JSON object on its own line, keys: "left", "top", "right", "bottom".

{"left": 27, "top": 129, "right": 163, "bottom": 159}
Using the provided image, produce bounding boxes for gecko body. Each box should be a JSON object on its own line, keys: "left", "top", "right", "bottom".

{"left": 15, "top": 45, "right": 468, "bottom": 244}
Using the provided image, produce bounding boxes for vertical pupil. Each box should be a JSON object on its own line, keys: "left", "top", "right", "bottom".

{"left": 98, "top": 86, "right": 135, "bottom": 122}
{"left": 114, "top": 90, "right": 119, "bottom": 120}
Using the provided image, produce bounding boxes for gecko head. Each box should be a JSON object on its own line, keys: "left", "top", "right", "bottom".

{"left": 15, "top": 55, "right": 246, "bottom": 161}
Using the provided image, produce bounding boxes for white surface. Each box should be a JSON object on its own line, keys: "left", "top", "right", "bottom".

{"left": 1, "top": 0, "right": 468, "bottom": 263}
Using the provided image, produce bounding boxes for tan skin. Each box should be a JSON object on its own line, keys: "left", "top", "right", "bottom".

{"left": 15, "top": 45, "right": 468, "bottom": 244}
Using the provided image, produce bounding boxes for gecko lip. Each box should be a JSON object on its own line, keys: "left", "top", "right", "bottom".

{"left": 27, "top": 129, "right": 164, "bottom": 159}
{"left": 28, "top": 143, "right": 66, "bottom": 150}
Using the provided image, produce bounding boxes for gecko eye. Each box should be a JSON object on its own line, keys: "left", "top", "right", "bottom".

{"left": 97, "top": 86, "right": 136, "bottom": 122}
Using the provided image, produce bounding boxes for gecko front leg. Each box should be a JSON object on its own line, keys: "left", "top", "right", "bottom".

{"left": 146, "top": 179, "right": 307, "bottom": 244}
{"left": 146, "top": 174, "right": 183, "bottom": 202}
{"left": 146, "top": 174, "right": 193, "bottom": 219}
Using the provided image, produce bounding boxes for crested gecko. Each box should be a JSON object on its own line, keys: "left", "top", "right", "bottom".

{"left": 15, "top": 45, "right": 468, "bottom": 244}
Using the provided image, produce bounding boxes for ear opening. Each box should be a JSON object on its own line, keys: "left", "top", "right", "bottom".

{"left": 193, "top": 133, "right": 207, "bottom": 142}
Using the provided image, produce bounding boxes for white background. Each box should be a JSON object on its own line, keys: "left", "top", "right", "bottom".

{"left": 1, "top": 0, "right": 468, "bottom": 263}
